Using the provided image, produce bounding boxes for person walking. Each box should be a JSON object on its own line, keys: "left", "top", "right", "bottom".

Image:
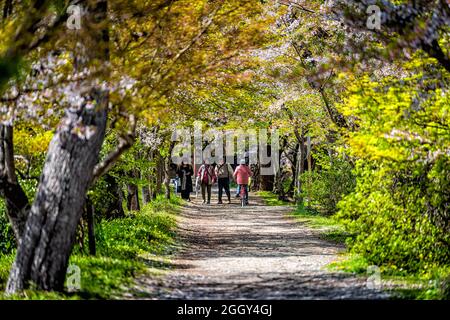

{"left": 234, "top": 159, "right": 252, "bottom": 204}
{"left": 215, "top": 158, "right": 234, "bottom": 204}
{"left": 197, "top": 159, "right": 216, "bottom": 204}
{"left": 177, "top": 161, "right": 193, "bottom": 201}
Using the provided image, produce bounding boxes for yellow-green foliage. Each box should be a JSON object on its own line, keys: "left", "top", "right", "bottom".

{"left": 336, "top": 56, "right": 450, "bottom": 275}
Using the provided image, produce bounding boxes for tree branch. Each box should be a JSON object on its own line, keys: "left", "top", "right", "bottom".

{"left": 91, "top": 115, "right": 137, "bottom": 185}
{"left": 15, "top": 169, "right": 40, "bottom": 183}
{"left": 278, "top": 0, "right": 316, "bottom": 14}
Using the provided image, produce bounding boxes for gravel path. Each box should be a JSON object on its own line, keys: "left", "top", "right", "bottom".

{"left": 129, "top": 194, "right": 391, "bottom": 300}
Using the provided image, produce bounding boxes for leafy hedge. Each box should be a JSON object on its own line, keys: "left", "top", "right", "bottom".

{"left": 300, "top": 152, "right": 355, "bottom": 215}
{"left": 336, "top": 161, "right": 450, "bottom": 275}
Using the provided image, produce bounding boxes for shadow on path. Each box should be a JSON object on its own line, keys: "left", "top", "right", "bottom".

{"left": 128, "top": 193, "right": 390, "bottom": 300}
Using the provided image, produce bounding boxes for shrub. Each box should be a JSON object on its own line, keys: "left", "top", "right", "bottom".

{"left": 336, "top": 160, "right": 450, "bottom": 274}
{"left": 300, "top": 153, "right": 355, "bottom": 214}
{"left": 0, "top": 201, "right": 15, "bottom": 255}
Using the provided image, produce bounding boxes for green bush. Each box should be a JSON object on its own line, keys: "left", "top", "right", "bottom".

{"left": 0, "top": 201, "right": 15, "bottom": 255}
{"left": 300, "top": 154, "right": 355, "bottom": 214}
{"left": 336, "top": 160, "right": 450, "bottom": 275}
{"left": 0, "top": 254, "right": 14, "bottom": 291}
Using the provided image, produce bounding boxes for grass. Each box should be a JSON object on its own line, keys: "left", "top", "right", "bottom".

{"left": 256, "top": 191, "right": 293, "bottom": 206}
{"left": 256, "top": 192, "right": 450, "bottom": 299}
{"left": 294, "top": 202, "right": 450, "bottom": 300}
{"left": 291, "top": 203, "right": 350, "bottom": 244}
{"left": 257, "top": 192, "right": 349, "bottom": 244}
{"left": 0, "top": 194, "right": 181, "bottom": 299}
{"left": 328, "top": 254, "right": 450, "bottom": 300}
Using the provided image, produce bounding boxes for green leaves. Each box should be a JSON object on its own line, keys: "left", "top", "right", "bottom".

{"left": 336, "top": 159, "right": 450, "bottom": 274}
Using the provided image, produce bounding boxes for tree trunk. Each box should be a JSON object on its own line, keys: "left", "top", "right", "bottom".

{"left": 155, "top": 154, "right": 163, "bottom": 196}
{"left": 142, "top": 185, "right": 150, "bottom": 205}
{"left": 127, "top": 179, "right": 140, "bottom": 211}
{"left": 6, "top": 98, "right": 108, "bottom": 293}
{"left": 0, "top": 125, "right": 30, "bottom": 243}
{"left": 141, "top": 168, "right": 150, "bottom": 205}
{"left": 104, "top": 174, "right": 125, "bottom": 219}
{"left": 294, "top": 141, "right": 301, "bottom": 201}
{"left": 148, "top": 151, "right": 156, "bottom": 200}
{"left": 164, "top": 142, "right": 175, "bottom": 200}
{"left": 274, "top": 137, "right": 287, "bottom": 199}
{"left": 164, "top": 162, "right": 171, "bottom": 200}
{"left": 6, "top": 0, "right": 109, "bottom": 294}
{"left": 2, "top": 0, "right": 13, "bottom": 19}
{"left": 305, "top": 136, "right": 312, "bottom": 206}
{"left": 294, "top": 136, "right": 305, "bottom": 203}
{"left": 259, "top": 143, "right": 274, "bottom": 191}
{"left": 286, "top": 142, "right": 299, "bottom": 198}
{"left": 149, "top": 177, "right": 156, "bottom": 200}
{"left": 251, "top": 163, "right": 260, "bottom": 192}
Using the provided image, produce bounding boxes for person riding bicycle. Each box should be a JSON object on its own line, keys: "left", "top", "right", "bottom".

{"left": 233, "top": 159, "right": 252, "bottom": 205}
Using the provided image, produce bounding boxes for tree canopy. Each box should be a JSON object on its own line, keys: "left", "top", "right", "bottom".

{"left": 0, "top": 0, "right": 448, "bottom": 298}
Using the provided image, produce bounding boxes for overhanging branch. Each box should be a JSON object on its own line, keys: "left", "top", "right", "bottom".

{"left": 91, "top": 114, "right": 136, "bottom": 185}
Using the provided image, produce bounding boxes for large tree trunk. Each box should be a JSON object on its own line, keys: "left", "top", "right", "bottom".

{"left": 6, "top": 0, "right": 109, "bottom": 294}
{"left": 6, "top": 97, "right": 108, "bottom": 293}
{"left": 251, "top": 163, "right": 260, "bottom": 192}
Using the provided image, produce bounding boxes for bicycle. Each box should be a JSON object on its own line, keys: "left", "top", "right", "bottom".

{"left": 239, "top": 184, "right": 248, "bottom": 207}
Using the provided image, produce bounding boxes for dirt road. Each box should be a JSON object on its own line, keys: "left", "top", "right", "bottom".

{"left": 129, "top": 194, "right": 390, "bottom": 299}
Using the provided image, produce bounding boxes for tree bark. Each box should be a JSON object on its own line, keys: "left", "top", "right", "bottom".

{"left": 287, "top": 142, "right": 298, "bottom": 198}
{"left": 294, "top": 135, "right": 306, "bottom": 203}
{"left": 142, "top": 185, "right": 150, "bottom": 205}
{"left": 0, "top": 125, "right": 30, "bottom": 242}
{"left": 127, "top": 177, "right": 140, "bottom": 212}
{"left": 2, "top": 0, "right": 13, "bottom": 19}
{"left": 164, "top": 165, "right": 171, "bottom": 200}
{"left": 273, "top": 136, "right": 287, "bottom": 199}
{"left": 141, "top": 165, "right": 151, "bottom": 205}
{"left": 155, "top": 153, "right": 163, "bottom": 196}
{"left": 103, "top": 174, "right": 125, "bottom": 219}
{"left": 6, "top": 0, "right": 109, "bottom": 294}
{"left": 164, "top": 142, "right": 175, "bottom": 200}
{"left": 259, "top": 143, "right": 274, "bottom": 191}
{"left": 6, "top": 95, "right": 108, "bottom": 293}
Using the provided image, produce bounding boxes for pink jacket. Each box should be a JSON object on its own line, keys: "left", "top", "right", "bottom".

{"left": 234, "top": 165, "right": 252, "bottom": 185}
{"left": 197, "top": 164, "right": 216, "bottom": 185}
